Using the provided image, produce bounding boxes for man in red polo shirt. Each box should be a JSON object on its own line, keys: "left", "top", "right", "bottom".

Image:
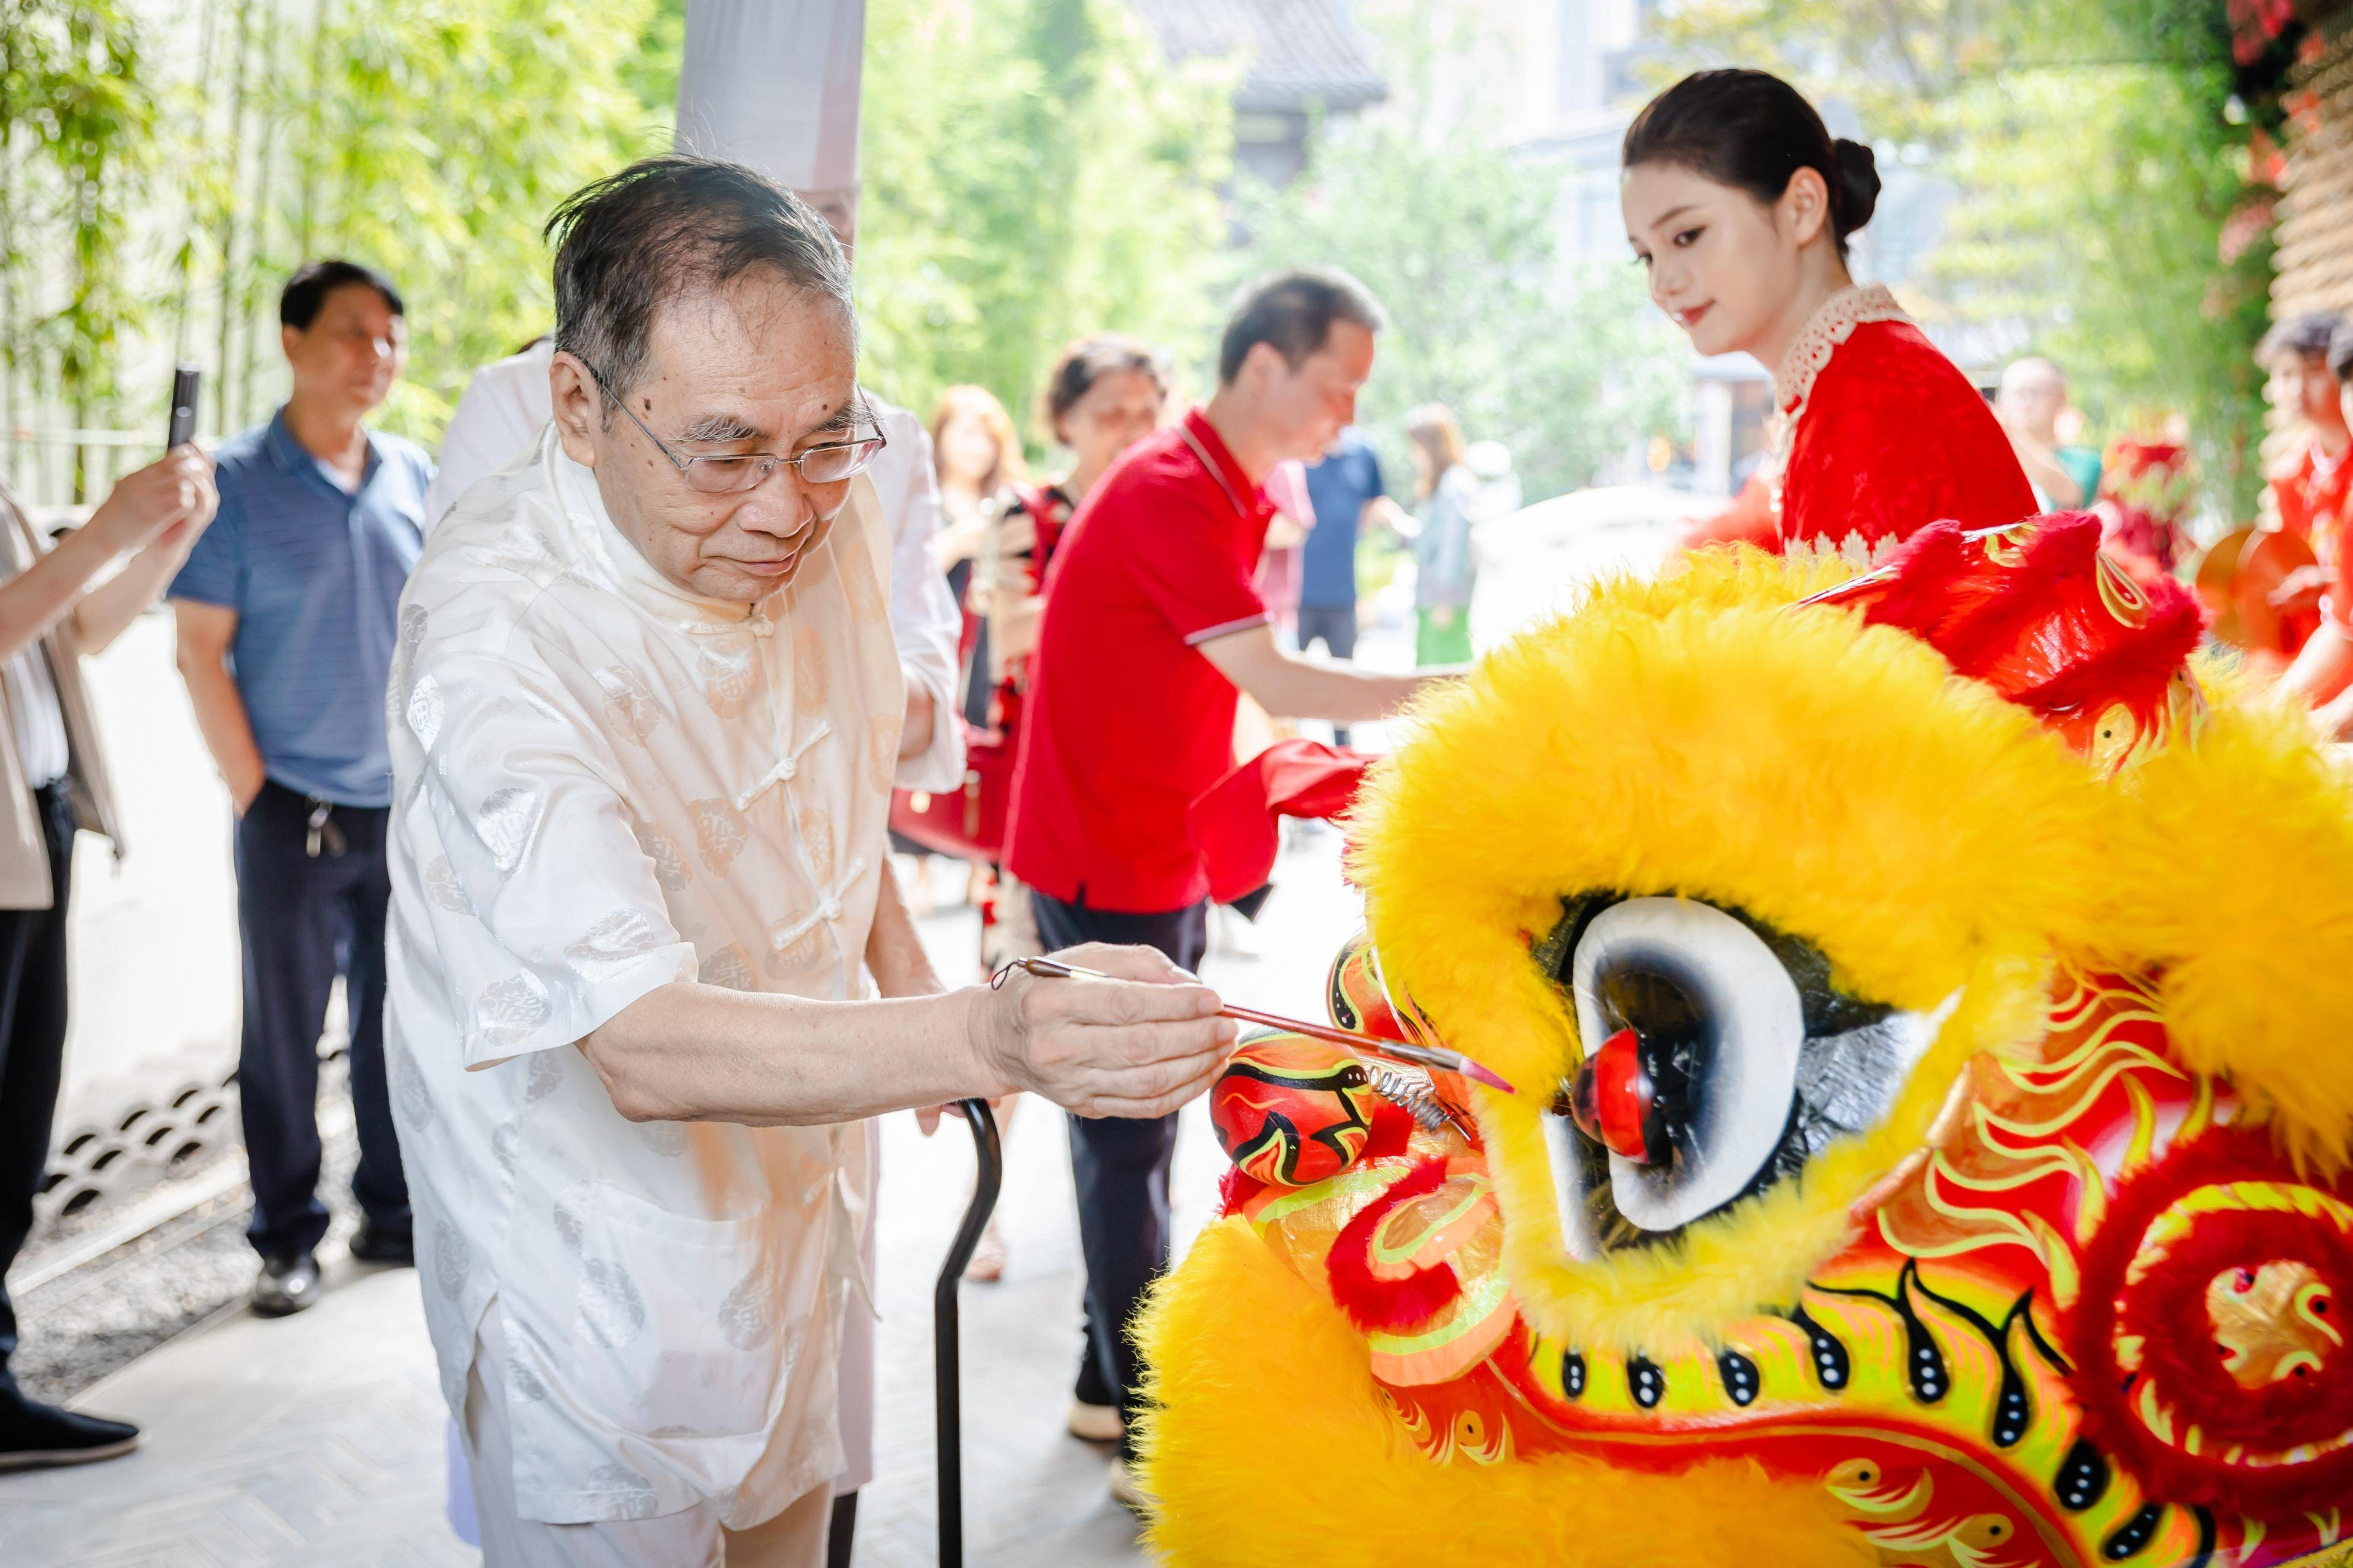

{"left": 1005, "top": 269, "right": 1460, "bottom": 1502}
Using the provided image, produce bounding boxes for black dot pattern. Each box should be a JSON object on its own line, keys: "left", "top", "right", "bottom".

{"left": 1892, "top": 1290, "right": 1948, "bottom": 1404}
{"left": 1789, "top": 1307, "right": 1850, "bottom": 1390}
{"left": 1992, "top": 1362, "right": 2030, "bottom": 1448}
{"left": 2053, "top": 1438, "right": 2109, "bottom": 1512}
{"left": 1626, "top": 1355, "right": 1666, "bottom": 1408}
{"left": 1716, "top": 1349, "right": 1760, "bottom": 1407}
{"left": 2101, "top": 1503, "right": 2164, "bottom": 1560}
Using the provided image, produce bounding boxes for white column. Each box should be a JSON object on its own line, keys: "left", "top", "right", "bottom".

{"left": 675, "top": 0, "right": 865, "bottom": 200}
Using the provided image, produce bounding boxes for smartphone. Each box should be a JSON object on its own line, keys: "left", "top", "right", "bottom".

{"left": 166, "top": 364, "right": 201, "bottom": 450}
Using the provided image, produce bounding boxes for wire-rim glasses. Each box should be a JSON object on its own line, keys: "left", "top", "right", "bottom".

{"left": 586, "top": 362, "right": 888, "bottom": 494}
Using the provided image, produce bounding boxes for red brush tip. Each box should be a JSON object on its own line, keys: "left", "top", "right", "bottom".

{"left": 1462, "top": 1060, "right": 1516, "bottom": 1095}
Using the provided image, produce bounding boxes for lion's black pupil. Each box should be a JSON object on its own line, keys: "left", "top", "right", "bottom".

{"left": 1592, "top": 960, "right": 1714, "bottom": 1157}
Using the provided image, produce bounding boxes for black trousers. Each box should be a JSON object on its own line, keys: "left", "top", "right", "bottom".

{"left": 0, "top": 783, "right": 75, "bottom": 1398}
{"left": 1028, "top": 888, "right": 1208, "bottom": 1458}
{"left": 1295, "top": 602, "right": 1357, "bottom": 747}
{"left": 234, "top": 780, "right": 408, "bottom": 1260}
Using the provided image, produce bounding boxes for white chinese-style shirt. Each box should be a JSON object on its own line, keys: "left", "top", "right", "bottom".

{"left": 385, "top": 426, "right": 901, "bottom": 1526}
{"left": 423, "top": 344, "right": 964, "bottom": 793}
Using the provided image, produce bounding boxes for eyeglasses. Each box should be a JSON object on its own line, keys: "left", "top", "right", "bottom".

{"left": 586, "top": 364, "right": 888, "bottom": 494}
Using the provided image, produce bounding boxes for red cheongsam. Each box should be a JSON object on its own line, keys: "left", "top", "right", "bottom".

{"left": 1690, "top": 288, "right": 2037, "bottom": 565}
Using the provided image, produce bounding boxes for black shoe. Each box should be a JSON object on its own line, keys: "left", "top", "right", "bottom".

{"left": 350, "top": 1222, "right": 414, "bottom": 1266}
{"left": 252, "top": 1252, "right": 322, "bottom": 1316}
{"left": 0, "top": 1393, "right": 139, "bottom": 1471}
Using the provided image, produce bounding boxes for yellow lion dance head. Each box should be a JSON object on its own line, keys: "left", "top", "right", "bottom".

{"left": 1144, "top": 520, "right": 2353, "bottom": 1567}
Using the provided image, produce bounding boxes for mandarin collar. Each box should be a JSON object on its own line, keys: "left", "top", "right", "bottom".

{"left": 544, "top": 431, "right": 785, "bottom": 634}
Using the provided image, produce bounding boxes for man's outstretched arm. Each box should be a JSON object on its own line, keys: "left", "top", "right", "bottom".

{"left": 1196, "top": 622, "right": 1460, "bottom": 723}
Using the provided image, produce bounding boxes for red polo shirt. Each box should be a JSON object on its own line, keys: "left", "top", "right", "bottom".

{"left": 1006, "top": 408, "right": 1274, "bottom": 913}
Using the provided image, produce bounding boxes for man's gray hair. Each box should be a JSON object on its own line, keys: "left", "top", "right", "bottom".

{"left": 545, "top": 155, "right": 854, "bottom": 406}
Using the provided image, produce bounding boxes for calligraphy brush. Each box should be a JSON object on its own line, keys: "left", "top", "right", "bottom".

{"left": 996, "top": 956, "right": 1516, "bottom": 1095}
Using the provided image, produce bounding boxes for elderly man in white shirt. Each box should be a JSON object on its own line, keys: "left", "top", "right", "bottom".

{"left": 423, "top": 228, "right": 964, "bottom": 1566}
{"left": 425, "top": 344, "right": 963, "bottom": 800}
{"left": 386, "top": 155, "right": 1233, "bottom": 1568}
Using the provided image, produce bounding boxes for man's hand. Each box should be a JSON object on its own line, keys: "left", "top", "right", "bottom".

{"left": 89, "top": 446, "right": 216, "bottom": 557}
{"left": 967, "top": 944, "right": 1236, "bottom": 1119}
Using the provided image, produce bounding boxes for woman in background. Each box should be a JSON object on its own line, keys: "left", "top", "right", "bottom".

{"left": 929, "top": 384, "right": 1027, "bottom": 723}
{"left": 956, "top": 336, "right": 1168, "bottom": 1320}
{"left": 892, "top": 387, "right": 1027, "bottom": 915}
{"left": 1408, "top": 403, "right": 1478, "bottom": 667}
{"left": 1622, "top": 69, "right": 2033, "bottom": 565}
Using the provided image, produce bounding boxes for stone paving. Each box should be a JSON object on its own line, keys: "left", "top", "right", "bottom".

{"left": 0, "top": 834, "right": 1361, "bottom": 1567}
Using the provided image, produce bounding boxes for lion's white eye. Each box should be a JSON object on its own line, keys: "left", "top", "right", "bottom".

{"left": 1569, "top": 897, "right": 1805, "bottom": 1232}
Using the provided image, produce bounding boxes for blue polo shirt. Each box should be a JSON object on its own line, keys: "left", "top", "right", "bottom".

{"left": 1300, "top": 431, "right": 1386, "bottom": 608}
{"left": 169, "top": 409, "right": 430, "bottom": 806}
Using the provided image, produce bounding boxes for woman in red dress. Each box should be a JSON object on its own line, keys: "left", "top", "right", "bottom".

{"left": 1621, "top": 70, "right": 2036, "bottom": 565}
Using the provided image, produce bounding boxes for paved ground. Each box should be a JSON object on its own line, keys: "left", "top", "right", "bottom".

{"left": 0, "top": 833, "right": 1363, "bottom": 1568}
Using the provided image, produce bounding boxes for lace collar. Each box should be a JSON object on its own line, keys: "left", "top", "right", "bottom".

{"left": 1760, "top": 283, "right": 1913, "bottom": 522}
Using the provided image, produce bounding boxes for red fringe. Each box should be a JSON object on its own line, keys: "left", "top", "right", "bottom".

{"left": 2015, "top": 584, "right": 2204, "bottom": 717}
{"left": 1363, "top": 1099, "right": 1417, "bottom": 1162}
{"left": 1216, "top": 1164, "right": 1267, "bottom": 1217}
{"left": 1857, "top": 519, "right": 1972, "bottom": 637}
{"left": 1930, "top": 514, "right": 2100, "bottom": 679}
{"left": 1325, "top": 1157, "right": 1461, "bottom": 1334}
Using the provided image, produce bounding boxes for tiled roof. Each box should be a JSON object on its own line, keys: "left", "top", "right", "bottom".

{"left": 1128, "top": 0, "right": 1387, "bottom": 113}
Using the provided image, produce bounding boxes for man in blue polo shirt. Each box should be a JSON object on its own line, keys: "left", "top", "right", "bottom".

{"left": 1297, "top": 427, "right": 1408, "bottom": 746}
{"left": 170, "top": 260, "right": 428, "bottom": 1316}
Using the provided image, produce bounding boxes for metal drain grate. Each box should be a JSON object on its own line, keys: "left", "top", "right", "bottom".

{"left": 39, "top": 1070, "right": 243, "bottom": 1224}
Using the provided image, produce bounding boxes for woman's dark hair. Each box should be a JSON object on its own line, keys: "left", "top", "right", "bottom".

{"left": 2262, "top": 310, "right": 2344, "bottom": 370}
{"left": 2328, "top": 320, "right": 2353, "bottom": 384}
{"left": 1042, "top": 333, "right": 1170, "bottom": 434}
{"left": 1621, "top": 69, "right": 1881, "bottom": 256}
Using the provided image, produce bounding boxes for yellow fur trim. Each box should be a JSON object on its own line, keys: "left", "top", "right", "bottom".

{"left": 2091, "top": 695, "right": 2353, "bottom": 1173}
{"left": 1348, "top": 555, "right": 2102, "bottom": 1348}
{"left": 1135, "top": 1217, "right": 1875, "bottom": 1567}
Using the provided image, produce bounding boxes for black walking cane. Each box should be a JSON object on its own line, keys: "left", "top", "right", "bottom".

{"left": 935, "top": 1095, "right": 1002, "bottom": 1568}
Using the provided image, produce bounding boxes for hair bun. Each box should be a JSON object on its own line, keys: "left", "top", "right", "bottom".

{"left": 1833, "top": 138, "right": 1881, "bottom": 237}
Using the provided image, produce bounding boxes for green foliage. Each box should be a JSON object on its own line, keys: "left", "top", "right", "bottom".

{"left": 4, "top": 0, "right": 1231, "bottom": 478}
{"left": 0, "top": 0, "right": 155, "bottom": 488}
{"left": 234, "top": 0, "right": 663, "bottom": 440}
{"left": 1929, "top": 63, "right": 2271, "bottom": 513}
{"left": 853, "top": 0, "right": 1233, "bottom": 439}
{"left": 1654, "top": 0, "right": 2274, "bottom": 515}
{"left": 1237, "top": 116, "right": 1685, "bottom": 503}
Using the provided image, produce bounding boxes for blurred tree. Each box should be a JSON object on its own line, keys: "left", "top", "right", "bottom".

{"left": 1238, "top": 116, "right": 1685, "bottom": 504}
{"left": 1655, "top": 0, "right": 2275, "bottom": 515}
{"left": 243, "top": 0, "right": 662, "bottom": 438}
{"left": 853, "top": 0, "right": 1234, "bottom": 440}
{"left": 0, "top": 0, "right": 153, "bottom": 497}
